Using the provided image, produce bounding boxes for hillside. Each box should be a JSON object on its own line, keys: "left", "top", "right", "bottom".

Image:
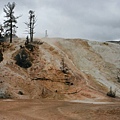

{"left": 0, "top": 38, "right": 120, "bottom": 100}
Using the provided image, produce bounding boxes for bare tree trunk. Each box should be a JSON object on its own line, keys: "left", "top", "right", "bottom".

{"left": 25, "top": 10, "right": 36, "bottom": 42}
{"left": 30, "top": 16, "right": 33, "bottom": 42}
{"left": 10, "top": 20, "right": 12, "bottom": 43}
{"left": 31, "top": 28, "right": 33, "bottom": 42}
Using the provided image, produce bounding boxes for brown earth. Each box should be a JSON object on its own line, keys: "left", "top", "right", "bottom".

{"left": 0, "top": 99, "right": 120, "bottom": 120}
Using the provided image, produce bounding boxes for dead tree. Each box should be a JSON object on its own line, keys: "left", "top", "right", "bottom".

{"left": 3, "top": 2, "right": 20, "bottom": 43}
{"left": 0, "top": 24, "right": 4, "bottom": 38}
{"left": 60, "top": 58, "right": 69, "bottom": 74}
{"left": 25, "top": 10, "right": 36, "bottom": 42}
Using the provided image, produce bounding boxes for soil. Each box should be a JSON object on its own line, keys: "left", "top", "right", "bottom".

{"left": 0, "top": 99, "right": 120, "bottom": 120}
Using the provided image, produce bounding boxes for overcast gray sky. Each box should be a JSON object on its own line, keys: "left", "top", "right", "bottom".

{"left": 0, "top": 0, "right": 120, "bottom": 41}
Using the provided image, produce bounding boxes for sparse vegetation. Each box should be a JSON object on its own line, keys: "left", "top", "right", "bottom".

{"left": 60, "top": 58, "right": 69, "bottom": 74}
{"left": 18, "top": 91, "right": 24, "bottom": 95}
{"left": 15, "top": 49, "right": 32, "bottom": 68}
{"left": 107, "top": 87, "right": 116, "bottom": 98}
{"left": 117, "top": 70, "right": 120, "bottom": 83}
{"left": 0, "top": 50, "right": 3, "bottom": 62}
{"left": 25, "top": 43, "right": 35, "bottom": 52}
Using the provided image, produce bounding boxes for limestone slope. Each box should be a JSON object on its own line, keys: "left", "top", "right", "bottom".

{"left": 0, "top": 38, "right": 120, "bottom": 100}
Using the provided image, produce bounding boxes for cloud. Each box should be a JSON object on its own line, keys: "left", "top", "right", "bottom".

{"left": 0, "top": 0, "right": 120, "bottom": 41}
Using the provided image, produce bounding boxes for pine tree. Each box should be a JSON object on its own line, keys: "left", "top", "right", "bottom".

{"left": 3, "top": 2, "right": 20, "bottom": 43}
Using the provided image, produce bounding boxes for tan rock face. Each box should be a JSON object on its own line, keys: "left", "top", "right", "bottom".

{"left": 0, "top": 38, "right": 119, "bottom": 100}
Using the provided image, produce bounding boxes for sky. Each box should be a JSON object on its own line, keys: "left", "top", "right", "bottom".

{"left": 0, "top": 0, "right": 120, "bottom": 41}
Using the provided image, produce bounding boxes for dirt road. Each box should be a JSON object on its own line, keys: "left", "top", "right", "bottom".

{"left": 0, "top": 99, "right": 120, "bottom": 120}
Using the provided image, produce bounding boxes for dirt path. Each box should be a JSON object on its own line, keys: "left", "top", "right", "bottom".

{"left": 0, "top": 99, "right": 120, "bottom": 120}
